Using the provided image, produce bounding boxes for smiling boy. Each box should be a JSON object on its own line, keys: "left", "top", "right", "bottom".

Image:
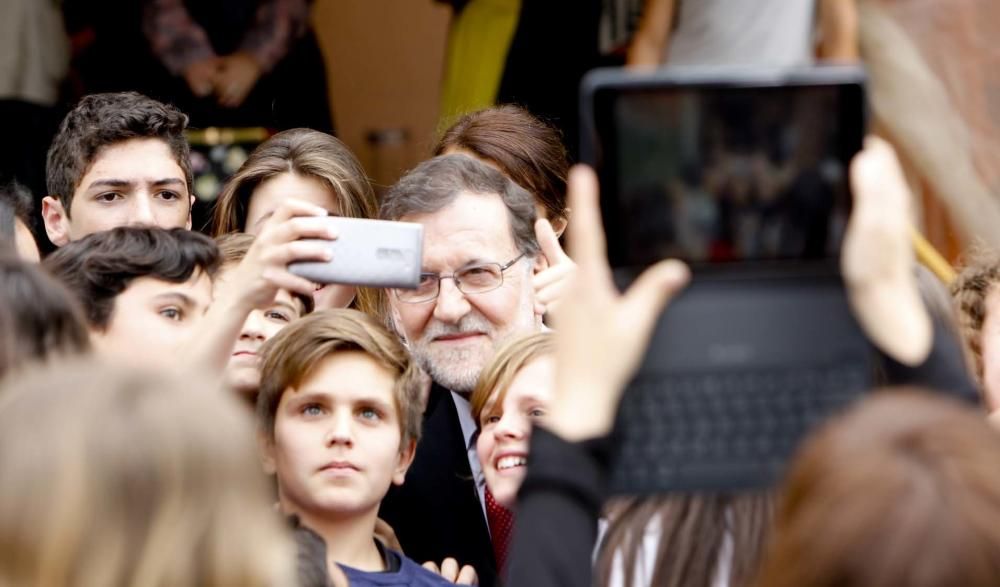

{"left": 257, "top": 309, "right": 468, "bottom": 586}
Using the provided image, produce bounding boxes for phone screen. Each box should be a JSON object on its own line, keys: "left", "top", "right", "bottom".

{"left": 592, "top": 81, "right": 866, "bottom": 268}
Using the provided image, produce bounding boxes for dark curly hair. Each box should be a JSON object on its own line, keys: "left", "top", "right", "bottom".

{"left": 46, "top": 92, "right": 192, "bottom": 214}
{"left": 43, "top": 226, "right": 219, "bottom": 330}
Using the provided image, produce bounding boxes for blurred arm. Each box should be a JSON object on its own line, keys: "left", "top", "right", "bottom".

{"left": 627, "top": 0, "right": 677, "bottom": 67}
{"left": 238, "top": 0, "right": 310, "bottom": 73}
{"left": 143, "top": 0, "right": 216, "bottom": 75}
{"left": 817, "top": 0, "right": 859, "bottom": 62}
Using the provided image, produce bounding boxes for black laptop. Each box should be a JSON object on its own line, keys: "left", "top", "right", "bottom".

{"left": 580, "top": 66, "right": 874, "bottom": 493}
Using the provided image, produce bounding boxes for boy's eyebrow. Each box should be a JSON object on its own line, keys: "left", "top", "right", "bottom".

{"left": 273, "top": 298, "right": 301, "bottom": 316}
{"left": 152, "top": 291, "right": 198, "bottom": 309}
{"left": 85, "top": 177, "right": 185, "bottom": 189}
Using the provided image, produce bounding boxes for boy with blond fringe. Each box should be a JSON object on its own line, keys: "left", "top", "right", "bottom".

{"left": 257, "top": 309, "right": 468, "bottom": 586}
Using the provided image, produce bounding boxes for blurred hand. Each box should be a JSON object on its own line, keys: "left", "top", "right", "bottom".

{"left": 183, "top": 57, "right": 221, "bottom": 97}
{"left": 842, "top": 136, "right": 931, "bottom": 364}
{"left": 546, "top": 166, "right": 690, "bottom": 441}
{"left": 422, "top": 558, "right": 479, "bottom": 585}
{"left": 214, "top": 52, "right": 262, "bottom": 108}
{"left": 532, "top": 218, "right": 577, "bottom": 316}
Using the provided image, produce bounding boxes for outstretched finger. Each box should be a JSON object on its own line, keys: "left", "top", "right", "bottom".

{"left": 621, "top": 259, "right": 690, "bottom": 345}
{"left": 535, "top": 218, "right": 571, "bottom": 266}
{"left": 261, "top": 268, "right": 319, "bottom": 299}
{"left": 265, "top": 198, "right": 330, "bottom": 226}
{"left": 264, "top": 215, "right": 339, "bottom": 246}
{"left": 565, "top": 165, "right": 610, "bottom": 279}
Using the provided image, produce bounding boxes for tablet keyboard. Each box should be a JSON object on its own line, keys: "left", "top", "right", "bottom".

{"left": 609, "top": 364, "right": 870, "bottom": 493}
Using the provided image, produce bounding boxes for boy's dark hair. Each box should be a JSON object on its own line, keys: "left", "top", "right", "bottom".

{"left": 43, "top": 226, "right": 219, "bottom": 330}
{"left": 0, "top": 255, "right": 91, "bottom": 380}
{"left": 46, "top": 92, "right": 193, "bottom": 213}
{"left": 0, "top": 182, "right": 34, "bottom": 245}
{"left": 257, "top": 309, "right": 425, "bottom": 447}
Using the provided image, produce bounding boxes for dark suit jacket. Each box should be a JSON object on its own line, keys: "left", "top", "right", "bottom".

{"left": 380, "top": 383, "right": 498, "bottom": 587}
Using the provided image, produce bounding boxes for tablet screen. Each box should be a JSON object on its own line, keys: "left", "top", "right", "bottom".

{"left": 591, "top": 79, "right": 865, "bottom": 268}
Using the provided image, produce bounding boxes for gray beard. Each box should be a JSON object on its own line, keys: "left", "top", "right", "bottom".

{"left": 414, "top": 347, "right": 483, "bottom": 395}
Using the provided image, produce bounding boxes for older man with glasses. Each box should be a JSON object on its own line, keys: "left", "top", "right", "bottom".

{"left": 378, "top": 154, "right": 548, "bottom": 587}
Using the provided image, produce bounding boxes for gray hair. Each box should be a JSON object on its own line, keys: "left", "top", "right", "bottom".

{"left": 380, "top": 154, "right": 540, "bottom": 256}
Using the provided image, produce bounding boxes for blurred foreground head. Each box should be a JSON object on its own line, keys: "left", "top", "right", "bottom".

{"left": 755, "top": 389, "right": 1000, "bottom": 587}
{"left": 0, "top": 360, "right": 296, "bottom": 587}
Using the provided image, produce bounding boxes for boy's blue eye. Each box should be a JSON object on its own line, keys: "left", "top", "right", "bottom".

{"left": 301, "top": 404, "right": 324, "bottom": 416}
{"left": 358, "top": 407, "right": 381, "bottom": 421}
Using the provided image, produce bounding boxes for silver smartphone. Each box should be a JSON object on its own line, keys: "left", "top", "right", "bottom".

{"left": 288, "top": 217, "right": 423, "bottom": 289}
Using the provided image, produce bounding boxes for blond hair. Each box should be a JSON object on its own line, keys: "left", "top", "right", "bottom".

{"left": 257, "top": 309, "right": 425, "bottom": 447}
{"left": 470, "top": 332, "right": 554, "bottom": 427}
{"left": 0, "top": 359, "right": 295, "bottom": 587}
{"left": 211, "top": 128, "right": 384, "bottom": 319}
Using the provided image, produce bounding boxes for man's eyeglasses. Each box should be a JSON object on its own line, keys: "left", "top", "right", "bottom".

{"left": 393, "top": 253, "right": 527, "bottom": 304}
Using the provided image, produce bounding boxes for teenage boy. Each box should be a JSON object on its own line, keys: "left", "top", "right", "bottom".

{"left": 44, "top": 226, "right": 219, "bottom": 370}
{"left": 257, "top": 309, "right": 471, "bottom": 586}
{"left": 41, "top": 92, "right": 195, "bottom": 247}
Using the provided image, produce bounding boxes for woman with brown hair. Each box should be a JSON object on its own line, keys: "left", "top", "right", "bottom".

{"left": 753, "top": 389, "right": 1000, "bottom": 587}
{"left": 212, "top": 128, "right": 383, "bottom": 318}
{"left": 0, "top": 359, "right": 299, "bottom": 586}
{"left": 436, "top": 105, "right": 570, "bottom": 235}
{"left": 437, "top": 105, "right": 576, "bottom": 314}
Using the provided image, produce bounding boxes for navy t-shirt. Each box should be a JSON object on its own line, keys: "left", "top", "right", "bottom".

{"left": 338, "top": 546, "right": 469, "bottom": 587}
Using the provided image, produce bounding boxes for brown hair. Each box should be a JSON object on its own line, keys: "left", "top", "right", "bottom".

{"left": 257, "top": 309, "right": 425, "bottom": 447}
{"left": 951, "top": 248, "right": 1000, "bottom": 386}
{"left": 470, "top": 332, "right": 554, "bottom": 427}
{"left": 211, "top": 128, "right": 382, "bottom": 318}
{"left": 435, "top": 105, "right": 569, "bottom": 223}
{"left": 0, "top": 255, "right": 90, "bottom": 381}
{"left": 380, "top": 154, "right": 540, "bottom": 258}
{"left": 46, "top": 92, "right": 192, "bottom": 213}
{"left": 0, "top": 359, "right": 296, "bottom": 586}
{"left": 215, "top": 232, "right": 315, "bottom": 315}
{"left": 754, "top": 389, "right": 1000, "bottom": 587}
{"left": 43, "top": 226, "right": 220, "bottom": 330}
{"left": 596, "top": 492, "right": 773, "bottom": 587}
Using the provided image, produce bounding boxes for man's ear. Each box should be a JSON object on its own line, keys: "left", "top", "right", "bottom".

{"left": 258, "top": 430, "right": 277, "bottom": 475}
{"left": 41, "top": 196, "right": 71, "bottom": 247}
{"left": 392, "top": 439, "right": 417, "bottom": 486}
{"left": 186, "top": 194, "right": 195, "bottom": 230}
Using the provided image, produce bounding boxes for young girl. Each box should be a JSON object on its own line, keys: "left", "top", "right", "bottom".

{"left": 212, "top": 128, "right": 383, "bottom": 318}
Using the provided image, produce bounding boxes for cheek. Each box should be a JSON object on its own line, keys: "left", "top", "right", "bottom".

{"left": 477, "top": 433, "right": 494, "bottom": 470}
{"left": 314, "top": 285, "right": 357, "bottom": 311}
{"left": 392, "top": 303, "right": 431, "bottom": 339}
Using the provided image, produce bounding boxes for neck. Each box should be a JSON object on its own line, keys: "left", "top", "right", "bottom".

{"left": 285, "top": 501, "right": 385, "bottom": 573}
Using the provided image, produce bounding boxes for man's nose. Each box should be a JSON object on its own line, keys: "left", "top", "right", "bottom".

{"left": 432, "top": 278, "right": 472, "bottom": 324}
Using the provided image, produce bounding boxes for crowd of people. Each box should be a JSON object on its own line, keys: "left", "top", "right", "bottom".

{"left": 3, "top": 4, "right": 1000, "bottom": 584}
